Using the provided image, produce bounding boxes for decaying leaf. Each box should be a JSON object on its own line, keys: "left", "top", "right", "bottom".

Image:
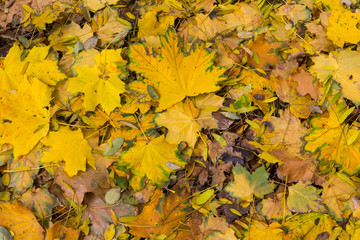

{"left": 128, "top": 186, "right": 191, "bottom": 238}
{"left": 321, "top": 173, "right": 356, "bottom": 221}
{"left": 287, "top": 181, "right": 326, "bottom": 213}
{"left": 282, "top": 213, "right": 341, "bottom": 240}
{"left": 225, "top": 165, "right": 274, "bottom": 202}
{"left": 304, "top": 107, "right": 360, "bottom": 174}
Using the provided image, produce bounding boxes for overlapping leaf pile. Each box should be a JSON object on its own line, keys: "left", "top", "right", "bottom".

{"left": 1, "top": 0, "right": 360, "bottom": 239}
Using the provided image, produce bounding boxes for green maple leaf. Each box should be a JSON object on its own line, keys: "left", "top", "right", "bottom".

{"left": 224, "top": 165, "right": 274, "bottom": 202}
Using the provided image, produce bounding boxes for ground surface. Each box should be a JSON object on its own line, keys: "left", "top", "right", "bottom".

{"left": 1, "top": 0, "right": 360, "bottom": 239}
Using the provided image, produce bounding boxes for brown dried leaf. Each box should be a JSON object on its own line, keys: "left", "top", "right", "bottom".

{"left": 52, "top": 155, "right": 114, "bottom": 205}
{"left": 275, "top": 149, "right": 318, "bottom": 183}
{"left": 82, "top": 193, "right": 135, "bottom": 236}
{"left": 292, "top": 68, "right": 321, "bottom": 100}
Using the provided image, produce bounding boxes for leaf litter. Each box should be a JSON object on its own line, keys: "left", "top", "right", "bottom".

{"left": 1, "top": 0, "right": 360, "bottom": 239}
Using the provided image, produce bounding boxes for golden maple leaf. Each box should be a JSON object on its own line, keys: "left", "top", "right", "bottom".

{"left": 156, "top": 100, "right": 201, "bottom": 148}
{"left": 119, "top": 136, "right": 186, "bottom": 186}
{"left": 0, "top": 77, "right": 51, "bottom": 158}
{"left": 310, "top": 49, "right": 360, "bottom": 105}
{"left": 0, "top": 201, "right": 44, "bottom": 239}
{"left": 321, "top": 173, "right": 356, "bottom": 221}
{"left": 41, "top": 127, "right": 96, "bottom": 177}
{"left": 0, "top": 44, "right": 28, "bottom": 91}
{"left": 244, "top": 221, "right": 284, "bottom": 240}
{"left": 67, "top": 49, "right": 127, "bottom": 114}
{"left": 129, "top": 30, "right": 226, "bottom": 111}
{"left": 25, "top": 46, "right": 67, "bottom": 86}
{"left": 304, "top": 106, "right": 360, "bottom": 174}
{"left": 327, "top": 4, "right": 360, "bottom": 46}
{"left": 282, "top": 213, "right": 341, "bottom": 240}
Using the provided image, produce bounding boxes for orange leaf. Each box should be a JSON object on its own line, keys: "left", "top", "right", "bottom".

{"left": 0, "top": 200, "right": 44, "bottom": 240}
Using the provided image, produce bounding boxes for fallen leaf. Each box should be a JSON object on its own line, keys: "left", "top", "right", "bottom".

{"left": 119, "top": 136, "right": 186, "bottom": 186}
{"left": 0, "top": 44, "right": 27, "bottom": 91}
{"left": 247, "top": 35, "right": 284, "bottom": 69}
{"left": 19, "top": 188, "right": 57, "bottom": 221}
{"left": 287, "top": 180, "right": 326, "bottom": 213}
{"left": 129, "top": 30, "right": 225, "bottom": 111}
{"left": 82, "top": 193, "right": 135, "bottom": 236}
{"left": 0, "top": 77, "right": 51, "bottom": 158}
{"left": 0, "top": 200, "right": 44, "bottom": 240}
{"left": 67, "top": 49, "right": 127, "bottom": 114}
{"left": 46, "top": 221, "right": 80, "bottom": 240}
{"left": 282, "top": 213, "right": 341, "bottom": 240}
{"left": 52, "top": 154, "right": 114, "bottom": 205}
{"left": 244, "top": 220, "right": 284, "bottom": 239}
{"left": 274, "top": 149, "right": 318, "bottom": 183}
{"left": 156, "top": 100, "right": 201, "bottom": 148}
{"left": 327, "top": 4, "right": 360, "bottom": 46}
{"left": 128, "top": 186, "right": 191, "bottom": 238}
{"left": 41, "top": 127, "right": 96, "bottom": 177}
{"left": 304, "top": 107, "right": 360, "bottom": 174}
{"left": 260, "top": 192, "right": 291, "bottom": 220}
{"left": 292, "top": 68, "right": 321, "bottom": 100}
{"left": 321, "top": 173, "right": 356, "bottom": 221}
{"left": 225, "top": 165, "right": 274, "bottom": 202}
{"left": 310, "top": 49, "right": 360, "bottom": 105}
{"left": 8, "top": 150, "right": 41, "bottom": 193}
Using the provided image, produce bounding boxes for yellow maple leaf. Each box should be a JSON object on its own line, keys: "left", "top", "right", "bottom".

{"left": 310, "top": 49, "right": 360, "bottom": 105}
{"left": 304, "top": 107, "right": 360, "bottom": 174}
{"left": 49, "top": 22, "right": 93, "bottom": 52}
{"left": 0, "top": 44, "right": 27, "bottom": 91}
{"left": 156, "top": 100, "right": 201, "bottom": 148}
{"left": 1, "top": 45, "right": 67, "bottom": 88}
{"left": 282, "top": 213, "right": 341, "bottom": 240}
{"left": 129, "top": 30, "right": 226, "bottom": 111}
{"left": 0, "top": 200, "right": 44, "bottom": 239}
{"left": 41, "top": 127, "right": 96, "bottom": 177}
{"left": 321, "top": 173, "right": 356, "bottom": 221}
{"left": 67, "top": 49, "right": 127, "bottom": 114}
{"left": 83, "top": 0, "right": 118, "bottom": 12}
{"left": 31, "top": 6, "right": 61, "bottom": 30}
{"left": 119, "top": 136, "right": 185, "bottom": 186}
{"left": 25, "top": 46, "right": 67, "bottom": 86}
{"left": 138, "top": 11, "right": 176, "bottom": 47}
{"left": 327, "top": 5, "right": 360, "bottom": 46}
{"left": 244, "top": 220, "right": 284, "bottom": 240}
{"left": 0, "top": 77, "right": 51, "bottom": 158}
